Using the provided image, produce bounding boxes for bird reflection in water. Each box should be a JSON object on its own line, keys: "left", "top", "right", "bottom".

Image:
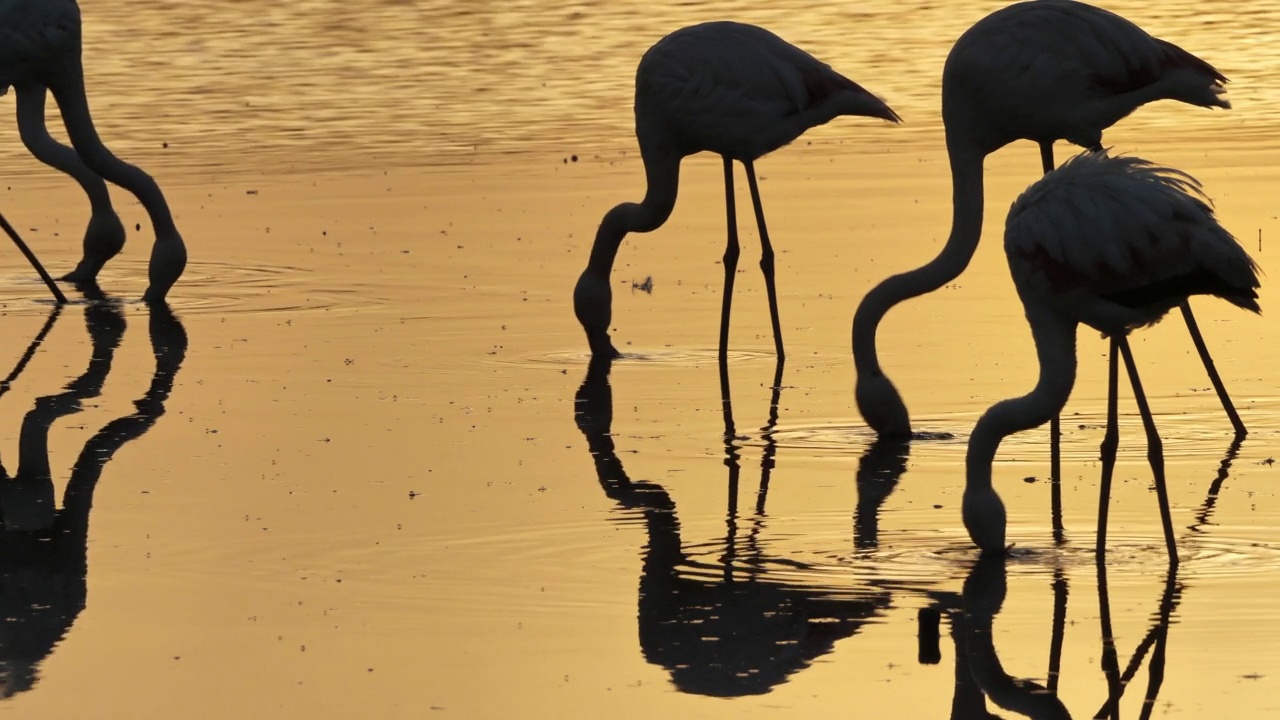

{"left": 0, "top": 293, "right": 186, "bottom": 697}
{"left": 716, "top": 356, "right": 911, "bottom": 554}
{"left": 575, "top": 356, "right": 900, "bottom": 696}
{"left": 921, "top": 435, "right": 1249, "bottom": 718}
{"left": 914, "top": 554, "right": 1179, "bottom": 720}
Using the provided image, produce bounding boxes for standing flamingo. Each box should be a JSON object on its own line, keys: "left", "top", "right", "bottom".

{"left": 0, "top": 0, "right": 185, "bottom": 301}
{"left": 574, "top": 21, "right": 899, "bottom": 359}
{"left": 853, "top": 0, "right": 1232, "bottom": 439}
{"left": 962, "top": 152, "right": 1260, "bottom": 559}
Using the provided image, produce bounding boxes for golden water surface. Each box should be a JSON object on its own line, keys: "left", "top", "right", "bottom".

{"left": 0, "top": 0, "right": 1277, "bottom": 717}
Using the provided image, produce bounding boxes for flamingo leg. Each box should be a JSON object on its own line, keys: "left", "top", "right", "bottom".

{"left": 1039, "top": 141, "right": 1065, "bottom": 542}
{"left": 1115, "top": 336, "right": 1178, "bottom": 565}
{"left": 1179, "top": 301, "right": 1246, "bottom": 437}
{"left": 1050, "top": 414, "right": 1064, "bottom": 541}
{"left": 1096, "top": 337, "right": 1120, "bottom": 556}
{"left": 718, "top": 348, "right": 737, "bottom": 441}
{"left": 743, "top": 160, "right": 785, "bottom": 360}
{"left": 1038, "top": 141, "right": 1055, "bottom": 175}
{"left": 0, "top": 306, "right": 62, "bottom": 402}
{"left": 47, "top": 58, "right": 187, "bottom": 302}
{"left": 718, "top": 157, "right": 741, "bottom": 359}
{"left": 14, "top": 83, "right": 124, "bottom": 282}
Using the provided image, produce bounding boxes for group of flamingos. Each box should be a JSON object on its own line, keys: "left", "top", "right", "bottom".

{"left": 572, "top": 0, "right": 1262, "bottom": 562}
{"left": 0, "top": 1, "right": 1261, "bottom": 558}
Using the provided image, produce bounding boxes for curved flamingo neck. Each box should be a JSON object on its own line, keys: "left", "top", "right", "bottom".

{"left": 93, "top": 152, "right": 179, "bottom": 239}
{"left": 48, "top": 77, "right": 179, "bottom": 241}
{"left": 852, "top": 140, "right": 986, "bottom": 376}
{"left": 16, "top": 113, "right": 113, "bottom": 214}
{"left": 585, "top": 147, "right": 681, "bottom": 278}
{"left": 966, "top": 307, "right": 1078, "bottom": 492}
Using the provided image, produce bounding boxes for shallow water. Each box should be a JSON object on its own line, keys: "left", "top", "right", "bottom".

{"left": 0, "top": 0, "right": 1277, "bottom": 717}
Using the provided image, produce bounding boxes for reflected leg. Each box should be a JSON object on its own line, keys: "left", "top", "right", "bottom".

{"left": 1047, "top": 567, "right": 1068, "bottom": 695}
{"left": 754, "top": 357, "right": 785, "bottom": 514}
{"left": 718, "top": 351, "right": 742, "bottom": 575}
{"left": 1096, "top": 554, "right": 1122, "bottom": 719}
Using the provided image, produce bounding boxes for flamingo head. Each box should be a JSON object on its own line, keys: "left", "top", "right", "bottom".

{"left": 573, "top": 270, "right": 620, "bottom": 358}
{"left": 855, "top": 371, "right": 912, "bottom": 439}
{"left": 143, "top": 231, "right": 188, "bottom": 304}
{"left": 962, "top": 485, "right": 1008, "bottom": 555}
{"left": 62, "top": 210, "right": 126, "bottom": 283}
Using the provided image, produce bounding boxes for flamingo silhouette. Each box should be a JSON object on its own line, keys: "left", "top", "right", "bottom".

{"left": 0, "top": 0, "right": 186, "bottom": 301}
{"left": 573, "top": 21, "right": 899, "bottom": 359}
{"left": 573, "top": 356, "right": 894, "bottom": 695}
{"left": 962, "top": 152, "right": 1259, "bottom": 559}
{"left": 853, "top": 0, "right": 1232, "bottom": 440}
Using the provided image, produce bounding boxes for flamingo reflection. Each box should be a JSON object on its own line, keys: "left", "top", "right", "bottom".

{"left": 716, "top": 355, "right": 910, "bottom": 551}
{"left": 915, "top": 557, "right": 1069, "bottom": 719}
{"left": 943, "top": 433, "right": 1243, "bottom": 719}
{"left": 0, "top": 296, "right": 186, "bottom": 696}
{"left": 949, "top": 553, "right": 1179, "bottom": 720}
{"left": 575, "top": 356, "right": 895, "bottom": 696}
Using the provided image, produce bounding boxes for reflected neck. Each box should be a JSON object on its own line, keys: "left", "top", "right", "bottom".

{"left": 853, "top": 140, "right": 986, "bottom": 376}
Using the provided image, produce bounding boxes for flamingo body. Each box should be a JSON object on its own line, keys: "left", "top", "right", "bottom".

{"left": 854, "top": 0, "right": 1230, "bottom": 438}
{"left": 945, "top": 0, "right": 1228, "bottom": 154}
{"left": 963, "top": 152, "right": 1260, "bottom": 554}
{"left": 0, "top": 0, "right": 77, "bottom": 84}
{"left": 1005, "top": 154, "right": 1259, "bottom": 330}
{"left": 575, "top": 21, "right": 898, "bottom": 358}
{"left": 635, "top": 22, "right": 899, "bottom": 161}
{"left": 0, "top": 0, "right": 185, "bottom": 301}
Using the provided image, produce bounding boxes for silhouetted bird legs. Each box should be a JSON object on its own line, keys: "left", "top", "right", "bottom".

{"left": 1096, "top": 337, "right": 1121, "bottom": 556}
{"left": 1179, "top": 301, "right": 1246, "bottom": 436}
{"left": 719, "top": 158, "right": 741, "bottom": 359}
{"left": 718, "top": 159, "right": 786, "bottom": 360}
{"left": 744, "top": 160, "right": 785, "bottom": 360}
{"left": 1040, "top": 142, "right": 1066, "bottom": 544}
{"left": 15, "top": 83, "right": 124, "bottom": 282}
{"left": 1115, "top": 337, "right": 1178, "bottom": 564}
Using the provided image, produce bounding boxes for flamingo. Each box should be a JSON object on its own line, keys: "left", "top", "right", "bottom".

{"left": 0, "top": 0, "right": 185, "bottom": 301}
{"left": 962, "top": 152, "right": 1260, "bottom": 559}
{"left": 573, "top": 21, "right": 899, "bottom": 359}
{"left": 853, "top": 0, "right": 1233, "bottom": 439}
